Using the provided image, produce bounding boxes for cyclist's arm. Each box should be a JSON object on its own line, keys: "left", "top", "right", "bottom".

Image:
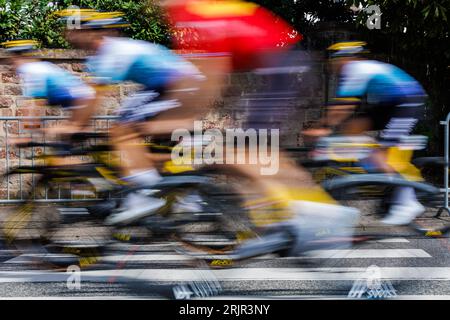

{"left": 68, "top": 95, "right": 97, "bottom": 129}
{"left": 45, "top": 84, "right": 109, "bottom": 137}
{"left": 324, "top": 100, "right": 358, "bottom": 127}
{"left": 311, "top": 61, "right": 370, "bottom": 131}
{"left": 302, "top": 102, "right": 357, "bottom": 139}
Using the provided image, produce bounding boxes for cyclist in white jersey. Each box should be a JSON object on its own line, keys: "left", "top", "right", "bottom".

{"left": 306, "top": 41, "right": 428, "bottom": 225}
{"left": 1, "top": 40, "right": 95, "bottom": 136}
{"left": 58, "top": 11, "right": 204, "bottom": 225}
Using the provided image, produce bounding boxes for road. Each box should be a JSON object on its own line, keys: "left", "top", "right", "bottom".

{"left": 0, "top": 225, "right": 449, "bottom": 299}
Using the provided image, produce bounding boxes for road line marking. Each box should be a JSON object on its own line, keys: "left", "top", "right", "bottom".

{"left": 3, "top": 247, "right": 431, "bottom": 265}
{"left": 108, "top": 243, "right": 178, "bottom": 250}
{"left": 304, "top": 249, "right": 430, "bottom": 259}
{"left": 102, "top": 254, "right": 193, "bottom": 262}
{"left": 374, "top": 238, "right": 410, "bottom": 243}
{"left": 0, "top": 267, "right": 450, "bottom": 283}
{"left": 1, "top": 295, "right": 450, "bottom": 300}
{"left": 0, "top": 296, "right": 158, "bottom": 300}
{"left": 206, "top": 295, "right": 450, "bottom": 300}
{"left": 2, "top": 254, "right": 193, "bottom": 264}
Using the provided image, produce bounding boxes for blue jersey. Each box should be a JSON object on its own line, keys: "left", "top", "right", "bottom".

{"left": 85, "top": 37, "right": 202, "bottom": 89}
{"left": 337, "top": 60, "right": 426, "bottom": 105}
{"left": 17, "top": 61, "right": 94, "bottom": 108}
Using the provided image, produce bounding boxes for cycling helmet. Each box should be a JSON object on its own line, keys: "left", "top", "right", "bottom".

{"left": 327, "top": 41, "right": 368, "bottom": 58}
{"left": 56, "top": 10, "right": 130, "bottom": 30}
{"left": 81, "top": 11, "right": 130, "bottom": 29}
{"left": 1, "top": 40, "right": 39, "bottom": 54}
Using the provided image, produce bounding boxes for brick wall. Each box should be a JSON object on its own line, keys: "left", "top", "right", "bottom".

{"left": 0, "top": 49, "right": 327, "bottom": 140}
{"left": 0, "top": 49, "right": 327, "bottom": 199}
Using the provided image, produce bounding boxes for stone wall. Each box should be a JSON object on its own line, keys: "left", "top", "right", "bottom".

{"left": 0, "top": 50, "right": 138, "bottom": 118}
{"left": 0, "top": 48, "right": 327, "bottom": 139}
{"left": 0, "top": 49, "right": 327, "bottom": 199}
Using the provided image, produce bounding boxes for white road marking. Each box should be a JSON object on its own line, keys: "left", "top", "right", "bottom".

{"left": 374, "top": 238, "right": 410, "bottom": 243}
{"left": 2, "top": 295, "right": 450, "bottom": 300}
{"left": 108, "top": 243, "right": 178, "bottom": 250}
{"left": 3, "top": 248, "right": 430, "bottom": 265}
{"left": 0, "top": 267, "right": 450, "bottom": 283}
{"left": 3, "top": 249, "right": 431, "bottom": 264}
{"left": 2, "top": 254, "right": 193, "bottom": 264}
{"left": 304, "top": 249, "right": 430, "bottom": 259}
{"left": 101, "top": 254, "right": 193, "bottom": 262}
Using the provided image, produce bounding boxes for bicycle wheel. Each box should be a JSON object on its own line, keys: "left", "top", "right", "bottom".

{"left": 142, "top": 177, "right": 258, "bottom": 255}
{"left": 322, "top": 174, "right": 450, "bottom": 238}
{"left": 1, "top": 169, "right": 115, "bottom": 269}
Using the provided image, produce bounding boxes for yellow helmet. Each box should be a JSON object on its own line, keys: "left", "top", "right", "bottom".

{"left": 327, "top": 41, "right": 368, "bottom": 58}
{"left": 1, "top": 40, "right": 39, "bottom": 54}
{"left": 54, "top": 8, "right": 98, "bottom": 18}
{"left": 55, "top": 9, "right": 130, "bottom": 30}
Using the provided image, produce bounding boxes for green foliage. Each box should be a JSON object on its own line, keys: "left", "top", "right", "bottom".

{"left": 0, "top": 0, "right": 171, "bottom": 47}
{"left": 254, "top": 0, "right": 356, "bottom": 49}
{"left": 1, "top": 0, "right": 448, "bottom": 152}
{"left": 258, "top": 0, "right": 449, "bottom": 153}
{"left": 59, "top": 0, "right": 171, "bottom": 44}
{"left": 349, "top": 0, "right": 450, "bottom": 154}
{"left": 0, "top": 0, "right": 65, "bottom": 47}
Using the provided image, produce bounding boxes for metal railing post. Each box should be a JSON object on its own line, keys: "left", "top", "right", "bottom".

{"left": 437, "top": 112, "right": 450, "bottom": 217}
{"left": 445, "top": 113, "right": 449, "bottom": 209}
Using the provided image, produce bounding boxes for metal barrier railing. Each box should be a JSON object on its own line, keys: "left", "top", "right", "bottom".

{"left": 437, "top": 112, "right": 450, "bottom": 216}
{"left": 0, "top": 116, "right": 118, "bottom": 203}
{"left": 2, "top": 113, "right": 449, "bottom": 207}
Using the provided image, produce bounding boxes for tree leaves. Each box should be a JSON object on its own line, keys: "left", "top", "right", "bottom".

{"left": 0, "top": 0, "right": 171, "bottom": 47}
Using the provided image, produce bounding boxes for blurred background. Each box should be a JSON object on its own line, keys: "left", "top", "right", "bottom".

{"left": 0, "top": 0, "right": 449, "bottom": 186}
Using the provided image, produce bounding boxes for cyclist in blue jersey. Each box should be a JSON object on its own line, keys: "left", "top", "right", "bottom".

{"left": 2, "top": 40, "right": 95, "bottom": 133}
{"left": 59, "top": 11, "right": 204, "bottom": 225}
{"left": 306, "top": 41, "right": 428, "bottom": 225}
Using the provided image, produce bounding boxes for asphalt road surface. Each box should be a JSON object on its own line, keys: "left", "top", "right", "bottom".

{"left": 0, "top": 206, "right": 449, "bottom": 299}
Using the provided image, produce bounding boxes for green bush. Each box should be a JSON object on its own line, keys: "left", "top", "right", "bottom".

{"left": 0, "top": 0, "right": 171, "bottom": 47}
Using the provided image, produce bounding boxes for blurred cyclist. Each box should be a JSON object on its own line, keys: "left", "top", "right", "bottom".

{"left": 306, "top": 41, "right": 427, "bottom": 225}
{"left": 163, "top": 0, "right": 359, "bottom": 254}
{"left": 1, "top": 40, "right": 95, "bottom": 136}
{"left": 163, "top": 0, "right": 334, "bottom": 202}
{"left": 58, "top": 10, "right": 204, "bottom": 225}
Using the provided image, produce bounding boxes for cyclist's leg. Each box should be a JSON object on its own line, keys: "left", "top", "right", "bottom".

{"left": 224, "top": 54, "right": 356, "bottom": 250}
{"left": 105, "top": 89, "right": 176, "bottom": 225}
{"left": 110, "top": 123, "right": 157, "bottom": 177}
{"left": 232, "top": 51, "right": 337, "bottom": 208}
{"left": 373, "top": 101, "right": 426, "bottom": 225}
{"left": 106, "top": 55, "right": 229, "bottom": 225}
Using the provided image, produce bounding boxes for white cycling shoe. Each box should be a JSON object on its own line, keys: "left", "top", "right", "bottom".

{"left": 381, "top": 201, "right": 425, "bottom": 226}
{"left": 172, "top": 194, "right": 203, "bottom": 213}
{"left": 288, "top": 200, "right": 360, "bottom": 255}
{"left": 105, "top": 192, "right": 166, "bottom": 226}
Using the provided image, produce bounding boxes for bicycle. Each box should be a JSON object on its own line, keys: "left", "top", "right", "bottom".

{"left": 178, "top": 135, "right": 449, "bottom": 266}
{"left": 299, "top": 135, "right": 449, "bottom": 237}
{"left": 0, "top": 132, "right": 255, "bottom": 268}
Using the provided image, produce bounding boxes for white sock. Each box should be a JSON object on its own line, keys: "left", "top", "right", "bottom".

{"left": 391, "top": 187, "right": 418, "bottom": 205}
{"left": 123, "top": 169, "right": 162, "bottom": 187}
